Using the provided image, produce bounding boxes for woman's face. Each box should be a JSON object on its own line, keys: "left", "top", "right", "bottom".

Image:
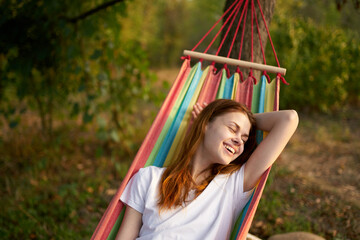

{"left": 201, "top": 111, "right": 251, "bottom": 165}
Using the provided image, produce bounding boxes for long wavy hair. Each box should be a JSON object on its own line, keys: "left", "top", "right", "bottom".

{"left": 158, "top": 99, "right": 257, "bottom": 211}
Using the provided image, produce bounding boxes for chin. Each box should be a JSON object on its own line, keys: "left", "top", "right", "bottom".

{"left": 218, "top": 158, "right": 235, "bottom": 166}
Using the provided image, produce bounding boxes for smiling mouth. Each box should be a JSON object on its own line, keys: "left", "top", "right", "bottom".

{"left": 224, "top": 143, "right": 235, "bottom": 154}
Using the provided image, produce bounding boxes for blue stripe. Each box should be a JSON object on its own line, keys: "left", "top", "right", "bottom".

{"left": 223, "top": 74, "right": 234, "bottom": 99}
{"left": 256, "top": 75, "right": 266, "bottom": 144}
{"left": 153, "top": 63, "right": 203, "bottom": 167}
{"left": 235, "top": 189, "right": 256, "bottom": 237}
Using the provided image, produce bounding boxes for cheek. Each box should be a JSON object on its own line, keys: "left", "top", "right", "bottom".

{"left": 239, "top": 145, "right": 245, "bottom": 154}
{"left": 207, "top": 129, "right": 227, "bottom": 142}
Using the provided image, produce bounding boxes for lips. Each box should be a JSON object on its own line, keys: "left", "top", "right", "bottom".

{"left": 224, "top": 143, "right": 236, "bottom": 154}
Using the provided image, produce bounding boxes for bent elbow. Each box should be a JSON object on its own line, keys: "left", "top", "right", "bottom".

{"left": 287, "top": 110, "right": 299, "bottom": 129}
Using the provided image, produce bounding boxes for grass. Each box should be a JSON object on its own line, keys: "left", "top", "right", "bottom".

{"left": 0, "top": 120, "right": 140, "bottom": 239}
{"left": 0, "top": 104, "right": 359, "bottom": 239}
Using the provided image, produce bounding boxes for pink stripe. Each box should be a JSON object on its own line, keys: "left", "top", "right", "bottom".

{"left": 274, "top": 77, "right": 280, "bottom": 111}
{"left": 235, "top": 76, "right": 254, "bottom": 110}
{"left": 237, "top": 168, "right": 271, "bottom": 240}
{"left": 197, "top": 66, "right": 222, "bottom": 104}
{"left": 187, "top": 66, "right": 222, "bottom": 139}
{"left": 91, "top": 59, "right": 191, "bottom": 240}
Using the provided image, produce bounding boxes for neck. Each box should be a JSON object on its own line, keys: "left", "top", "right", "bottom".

{"left": 191, "top": 144, "right": 211, "bottom": 185}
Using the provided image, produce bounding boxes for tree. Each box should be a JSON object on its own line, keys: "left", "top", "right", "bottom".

{"left": 0, "top": 0, "right": 156, "bottom": 141}
{"left": 219, "top": 0, "right": 277, "bottom": 79}
{"left": 336, "top": 0, "right": 360, "bottom": 10}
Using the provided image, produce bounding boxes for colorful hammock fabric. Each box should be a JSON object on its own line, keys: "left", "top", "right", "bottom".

{"left": 92, "top": 0, "right": 287, "bottom": 239}
{"left": 91, "top": 59, "right": 281, "bottom": 240}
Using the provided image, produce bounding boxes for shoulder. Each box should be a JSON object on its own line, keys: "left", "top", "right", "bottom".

{"left": 134, "top": 166, "right": 165, "bottom": 181}
{"left": 226, "top": 164, "right": 245, "bottom": 178}
{"left": 225, "top": 164, "right": 247, "bottom": 191}
{"left": 138, "top": 166, "right": 165, "bottom": 175}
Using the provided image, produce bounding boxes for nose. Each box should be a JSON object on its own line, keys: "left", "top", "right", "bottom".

{"left": 231, "top": 138, "right": 243, "bottom": 146}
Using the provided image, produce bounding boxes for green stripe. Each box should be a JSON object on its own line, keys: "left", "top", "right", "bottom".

{"left": 145, "top": 63, "right": 200, "bottom": 167}
{"left": 216, "top": 69, "right": 228, "bottom": 99}
{"left": 107, "top": 207, "right": 126, "bottom": 240}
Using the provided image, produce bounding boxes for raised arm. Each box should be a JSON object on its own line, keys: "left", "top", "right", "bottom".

{"left": 244, "top": 110, "right": 299, "bottom": 191}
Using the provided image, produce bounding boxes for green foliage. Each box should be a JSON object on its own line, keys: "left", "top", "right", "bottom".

{"left": 119, "top": 0, "right": 224, "bottom": 67}
{"left": 0, "top": 1, "right": 163, "bottom": 237}
{"left": 266, "top": 0, "right": 360, "bottom": 111}
{"left": 117, "top": 0, "right": 360, "bottom": 112}
{"left": 0, "top": 0, "right": 162, "bottom": 138}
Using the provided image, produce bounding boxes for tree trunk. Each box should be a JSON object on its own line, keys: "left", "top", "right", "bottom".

{"left": 219, "top": 0, "right": 276, "bottom": 80}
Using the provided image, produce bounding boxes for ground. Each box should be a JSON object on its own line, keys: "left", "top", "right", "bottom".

{"left": 250, "top": 107, "right": 360, "bottom": 240}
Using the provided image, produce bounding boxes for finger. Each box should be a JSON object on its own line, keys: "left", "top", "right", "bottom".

{"left": 194, "top": 103, "right": 201, "bottom": 114}
{"left": 192, "top": 111, "right": 197, "bottom": 119}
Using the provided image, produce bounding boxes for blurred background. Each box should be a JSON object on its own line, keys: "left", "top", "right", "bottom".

{"left": 0, "top": 0, "right": 359, "bottom": 239}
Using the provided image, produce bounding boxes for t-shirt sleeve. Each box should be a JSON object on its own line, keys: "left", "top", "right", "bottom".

{"left": 232, "top": 164, "right": 254, "bottom": 203}
{"left": 120, "top": 168, "right": 150, "bottom": 214}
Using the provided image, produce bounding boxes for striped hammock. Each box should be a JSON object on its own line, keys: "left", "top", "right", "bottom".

{"left": 91, "top": 58, "right": 281, "bottom": 240}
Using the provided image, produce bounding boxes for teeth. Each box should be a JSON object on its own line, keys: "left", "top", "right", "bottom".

{"left": 224, "top": 144, "right": 235, "bottom": 154}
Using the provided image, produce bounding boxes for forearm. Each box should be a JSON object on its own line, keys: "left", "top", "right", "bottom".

{"left": 254, "top": 110, "right": 298, "bottom": 132}
{"left": 244, "top": 110, "right": 298, "bottom": 191}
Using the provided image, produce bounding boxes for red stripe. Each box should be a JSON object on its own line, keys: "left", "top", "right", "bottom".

{"left": 235, "top": 76, "right": 254, "bottom": 109}
{"left": 91, "top": 59, "right": 191, "bottom": 240}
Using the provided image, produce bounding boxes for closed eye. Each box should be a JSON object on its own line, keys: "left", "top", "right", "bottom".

{"left": 228, "top": 126, "right": 236, "bottom": 133}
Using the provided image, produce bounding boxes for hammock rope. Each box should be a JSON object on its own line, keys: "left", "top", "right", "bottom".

{"left": 216, "top": 0, "right": 243, "bottom": 56}
{"left": 191, "top": 0, "right": 240, "bottom": 52}
{"left": 238, "top": 0, "right": 249, "bottom": 61}
{"left": 91, "top": 1, "right": 288, "bottom": 239}
{"left": 205, "top": 0, "right": 243, "bottom": 55}
{"left": 226, "top": 0, "right": 247, "bottom": 59}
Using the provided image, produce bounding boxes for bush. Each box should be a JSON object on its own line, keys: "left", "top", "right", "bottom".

{"left": 268, "top": 11, "right": 360, "bottom": 112}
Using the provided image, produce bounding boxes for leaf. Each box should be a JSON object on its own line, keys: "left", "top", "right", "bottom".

{"left": 70, "top": 103, "right": 80, "bottom": 118}
{"left": 96, "top": 116, "right": 107, "bottom": 129}
{"left": 9, "top": 119, "right": 19, "bottom": 128}
{"left": 97, "top": 72, "right": 108, "bottom": 82}
{"left": 90, "top": 49, "right": 102, "bottom": 60}
{"left": 95, "top": 147, "right": 104, "bottom": 158}
{"left": 20, "top": 106, "right": 27, "bottom": 114}
{"left": 110, "top": 130, "right": 120, "bottom": 143}
{"left": 82, "top": 112, "right": 93, "bottom": 124}
{"left": 96, "top": 130, "right": 108, "bottom": 141}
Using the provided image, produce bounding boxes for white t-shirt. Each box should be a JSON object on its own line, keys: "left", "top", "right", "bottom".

{"left": 120, "top": 165, "right": 253, "bottom": 240}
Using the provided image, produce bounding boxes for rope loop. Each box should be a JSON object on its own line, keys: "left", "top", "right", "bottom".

{"left": 277, "top": 73, "right": 289, "bottom": 85}
{"left": 263, "top": 71, "right": 271, "bottom": 83}
{"left": 236, "top": 66, "right": 244, "bottom": 82}
{"left": 223, "top": 64, "right": 231, "bottom": 78}
{"left": 181, "top": 55, "right": 190, "bottom": 60}
{"left": 248, "top": 70, "right": 257, "bottom": 85}
{"left": 211, "top": 61, "right": 217, "bottom": 73}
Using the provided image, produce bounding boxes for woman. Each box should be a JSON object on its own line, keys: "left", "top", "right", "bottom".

{"left": 116, "top": 99, "right": 298, "bottom": 240}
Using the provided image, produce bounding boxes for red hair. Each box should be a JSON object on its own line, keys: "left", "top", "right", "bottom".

{"left": 158, "top": 99, "right": 257, "bottom": 211}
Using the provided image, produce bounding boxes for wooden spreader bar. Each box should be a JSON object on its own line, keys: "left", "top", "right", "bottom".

{"left": 183, "top": 50, "right": 286, "bottom": 76}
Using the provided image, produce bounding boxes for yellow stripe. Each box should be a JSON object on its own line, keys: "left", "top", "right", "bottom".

{"left": 232, "top": 73, "right": 239, "bottom": 100}
{"left": 164, "top": 66, "right": 210, "bottom": 166}
{"left": 264, "top": 79, "right": 276, "bottom": 113}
